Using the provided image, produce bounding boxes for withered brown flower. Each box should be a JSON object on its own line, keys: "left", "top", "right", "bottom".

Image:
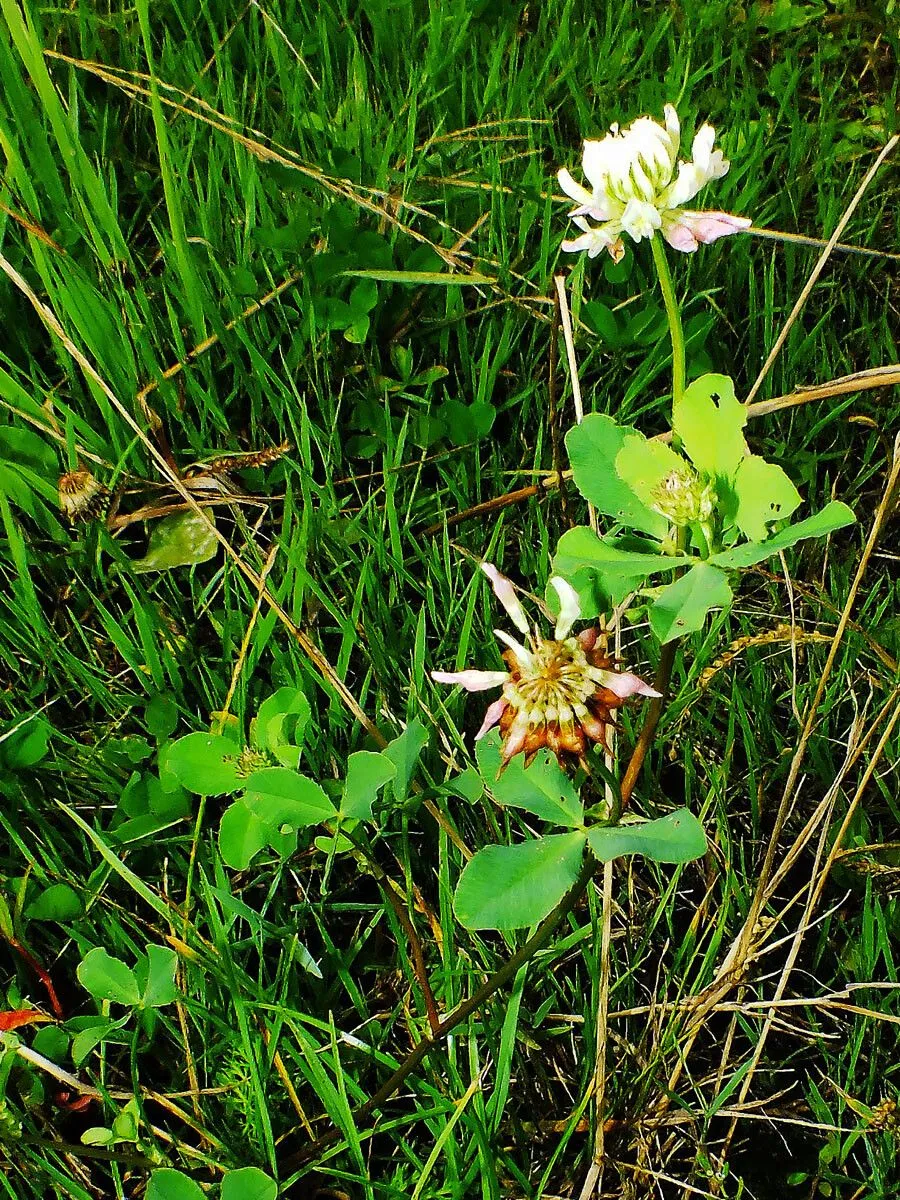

{"left": 58, "top": 469, "right": 110, "bottom": 524}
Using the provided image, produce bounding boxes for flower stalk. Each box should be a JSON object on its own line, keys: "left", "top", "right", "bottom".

{"left": 650, "top": 232, "right": 686, "bottom": 410}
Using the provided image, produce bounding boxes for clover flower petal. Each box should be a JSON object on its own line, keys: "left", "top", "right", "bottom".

{"left": 430, "top": 670, "right": 510, "bottom": 692}
{"left": 591, "top": 670, "right": 662, "bottom": 700}
{"left": 661, "top": 210, "right": 751, "bottom": 253}
{"left": 558, "top": 166, "right": 600, "bottom": 213}
{"left": 550, "top": 575, "right": 581, "bottom": 641}
{"left": 561, "top": 216, "right": 624, "bottom": 261}
{"left": 620, "top": 198, "right": 663, "bottom": 241}
{"left": 475, "top": 697, "right": 509, "bottom": 741}
{"left": 689, "top": 123, "right": 717, "bottom": 174}
{"left": 493, "top": 628, "right": 534, "bottom": 669}
{"left": 662, "top": 103, "right": 681, "bottom": 155}
{"left": 481, "top": 562, "right": 530, "bottom": 634}
{"left": 660, "top": 160, "right": 707, "bottom": 210}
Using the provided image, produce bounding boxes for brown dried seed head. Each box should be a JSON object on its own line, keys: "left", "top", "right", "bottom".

{"left": 58, "top": 470, "right": 110, "bottom": 524}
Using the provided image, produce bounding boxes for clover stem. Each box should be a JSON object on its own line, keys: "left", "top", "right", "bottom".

{"left": 619, "top": 523, "right": 687, "bottom": 809}
{"left": 650, "top": 233, "right": 686, "bottom": 411}
{"left": 689, "top": 520, "right": 711, "bottom": 559}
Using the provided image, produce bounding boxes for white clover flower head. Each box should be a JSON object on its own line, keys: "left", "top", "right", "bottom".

{"left": 558, "top": 104, "right": 750, "bottom": 259}
{"left": 431, "top": 563, "right": 660, "bottom": 767}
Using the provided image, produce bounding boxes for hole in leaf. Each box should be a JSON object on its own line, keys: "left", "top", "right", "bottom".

{"left": 710, "top": 392, "right": 721, "bottom": 408}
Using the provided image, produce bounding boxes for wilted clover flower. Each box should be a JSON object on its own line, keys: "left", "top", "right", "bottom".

{"left": 558, "top": 104, "right": 750, "bottom": 261}
{"left": 432, "top": 563, "right": 659, "bottom": 767}
{"left": 58, "top": 469, "right": 110, "bottom": 524}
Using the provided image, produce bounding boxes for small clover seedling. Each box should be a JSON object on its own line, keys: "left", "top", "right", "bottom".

{"left": 72, "top": 944, "right": 179, "bottom": 1066}
{"left": 80, "top": 1097, "right": 143, "bottom": 1150}
{"left": 77, "top": 945, "right": 178, "bottom": 1010}
{"left": 161, "top": 689, "right": 427, "bottom": 871}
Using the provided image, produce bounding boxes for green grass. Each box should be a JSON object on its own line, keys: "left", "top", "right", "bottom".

{"left": 1, "top": 1, "right": 899, "bottom": 1197}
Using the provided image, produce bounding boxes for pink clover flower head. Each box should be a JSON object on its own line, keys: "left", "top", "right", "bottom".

{"left": 558, "top": 104, "right": 750, "bottom": 259}
{"left": 431, "top": 563, "right": 660, "bottom": 767}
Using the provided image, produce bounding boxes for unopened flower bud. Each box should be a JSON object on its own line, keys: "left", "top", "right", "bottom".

{"left": 235, "top": 747, "right": 274, "bottom": 778}
{"left": 651, "top": 467, "right": 717, "bottom": 528}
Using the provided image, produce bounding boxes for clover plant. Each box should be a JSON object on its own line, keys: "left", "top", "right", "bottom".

{"left": 431, "top": 101, "right": 856, "bottom": 931}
